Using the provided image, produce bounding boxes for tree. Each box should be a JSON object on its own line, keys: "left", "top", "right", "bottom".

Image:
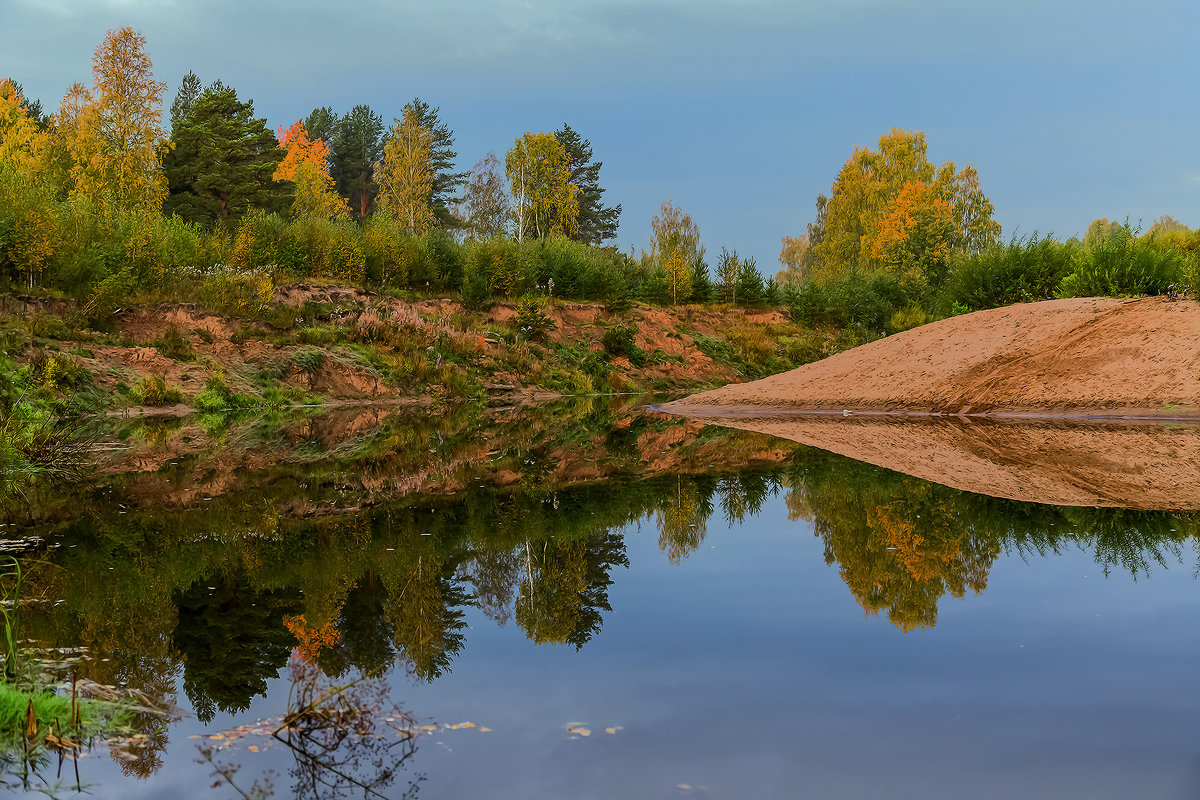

{"left": 303, "top": 105, "right": 339, "bottom": 144}
{"left": 275, "top": 121, "right": 348, "bottom": 221}
{"left": 163, "top": 85, "right": 287, "bottom": 226}
{"left": 650, "top": 200, "right": 703, "bottom": 264}
{"left": 869, "top": 180, "right": 956, "bottom": 296}
{"left": 777, "top": 233, "right": 812, "bottom": 286}
{"left": 375, "top": 108, "right": 435, "bottom": 231}
{"left": 402, "top": 98, "right": 466, "bottom": 229}
{"left": 553, "top": 123, "right": 620, "bottom": 244}
{"left": 663, "top": 243, "right": 691, "bottom": 305}
{"left": 169, "top": 71, "right": 202, "bottom": 131}
{"left": 806, "top": 128, "right": 1000, "bottom": 284}
{"left": 0, "top": 79, "right": 46, "bottom": 171}
{"left": 329, "top": 104, "right": 382, "bottom": 219}
{"left": 715, "top": 248, "right": 739, "bottom": 304}
{"left": 735, "top": 257, "right": 765, "bottom": 306}
{"left": 457, "top": 152, "right": 510, "bottom": 240}
{"left": 75, "top": 27, "right": 170, "bottom": 212}
{"left": 505, "top": 132, "right": 578, "bottom": 242}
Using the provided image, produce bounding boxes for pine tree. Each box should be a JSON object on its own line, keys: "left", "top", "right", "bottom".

{"left": 169, "top": 71, "right": 202, "bottom": 131}
{"left": 553, "top": 124, "right": 620, "bottom": 244}
{"left": 303, "top": 106, "right": 339, "bottom": 144}
{"left": 163, "top": 85, "right": 287, "bottom": 225}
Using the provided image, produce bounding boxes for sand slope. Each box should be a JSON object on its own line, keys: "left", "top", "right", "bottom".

{"left": 662, "top": 296, "right": 1200, "bottom": 416}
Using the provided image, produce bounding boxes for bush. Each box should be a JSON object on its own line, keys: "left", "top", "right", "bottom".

{"left": 192, "top": 374, "right": 255, "bottom": 412}
{"left": 601, "top": 324, "right": 646, "bottom": 366}
{"left": 514, "top": 296, "right": 555, "bottom": 341}
{"left": 1058, "top": 226, "right": 1185, "bottom": 298}
{"left": 941, "top": 236, "right": 1077, "bottom": 311}
{"left": 132, "top": 374, "right": 182, "bottom": 407}
{"left": 155, "top": 325, "right": 194, "bottom": 361}
{"left": 291, "top": 347, "right": 325, "bottom": 376}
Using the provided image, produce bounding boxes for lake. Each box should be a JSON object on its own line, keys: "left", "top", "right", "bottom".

{"left": 2, "top": 400, "right": 1199, "bottom": 799}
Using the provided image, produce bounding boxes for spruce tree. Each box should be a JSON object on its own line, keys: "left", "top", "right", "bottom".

{"left": 329, "top": 104, "right": 382, "bottom": 220}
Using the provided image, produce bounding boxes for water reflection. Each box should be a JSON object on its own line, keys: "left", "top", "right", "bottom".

{"left": 667, "top": 412, "right": 1200, "bottom": 509}
{"left": 3, "top": 403, "right": 1200, "bottom": 790}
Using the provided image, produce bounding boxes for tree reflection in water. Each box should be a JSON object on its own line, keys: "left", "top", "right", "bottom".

{"left": 11, "top": 416, "right": 1200, "bottom": 784}
{"left": 200, "top": 656, "right": 423, "bottom": 800}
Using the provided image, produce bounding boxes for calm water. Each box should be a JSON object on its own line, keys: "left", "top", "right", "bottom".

{"left": 3, "top": 402, "right": 1200, "bottom": 798}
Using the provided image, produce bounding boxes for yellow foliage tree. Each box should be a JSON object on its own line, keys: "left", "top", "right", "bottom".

{"left": 376, "top": 108, "right": 436, "bottom": 232}
{"left": 806, "top": 128, "right": 1000, "bottom": 285}
{"left": 0, "top": 81, "right": 56, "bottom": 286}
{"left": 663, "top": 240, "right": 692, "bottom": 305}
{"left": 0, "top": 79, "right": 47, "bottom": 172}
{"left": 505, "top": 132, "right": 578, "bottom": 241}
{"left": 70, "top": 27, "right": 169, "bottom": 213}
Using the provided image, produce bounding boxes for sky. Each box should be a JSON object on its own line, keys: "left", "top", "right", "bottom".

{"left": 3, "top": 0, "right": 1198, "bottom": 270}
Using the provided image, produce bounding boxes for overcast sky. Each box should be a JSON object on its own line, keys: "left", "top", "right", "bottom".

{"left": 3, "top": 0, "right": 1198, "bottom": 269}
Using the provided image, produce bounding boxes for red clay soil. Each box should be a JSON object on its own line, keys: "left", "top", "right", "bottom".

{"left": 661, "top": 296, "right": 1200, "bottom": 418}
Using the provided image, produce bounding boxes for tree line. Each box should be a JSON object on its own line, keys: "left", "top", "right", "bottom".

{"left": 1, "top": 27, "right": 780, "bottom": 311}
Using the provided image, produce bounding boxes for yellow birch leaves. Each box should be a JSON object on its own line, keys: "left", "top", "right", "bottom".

{"left": 505, "top": 132, "right": 578, "bottom": 242}
{"left": 72, "top": 27, "right": 169, "bottom": 213}
{"left": 376, "top": 108, "right": 436, "bottom": 232}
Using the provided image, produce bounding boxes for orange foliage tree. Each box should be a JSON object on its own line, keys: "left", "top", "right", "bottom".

{"left": 275, "top": 121, "right": 348, "bottom": 221}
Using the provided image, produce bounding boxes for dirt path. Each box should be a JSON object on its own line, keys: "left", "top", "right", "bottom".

{"left": 661, "top": 296, "right": 1200, "bottom": 417}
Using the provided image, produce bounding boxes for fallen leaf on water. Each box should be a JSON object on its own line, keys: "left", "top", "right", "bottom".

{"left": 209, "top": 734, "right": 224, "bottom": 740}
{"left": 447, "top": 722, "right": 476, "bottom": 730}
{"left": 479, "top": 727, "right": 491, "bottom": 732}
{"left": 247, "top": 745, "right": 259, "bottom": 752}
{"left": 567, "top": 727, "right": 591, "bottom": 737}
{"left": 605, "top": 727, "right": 622, "bottom": 735}
{"left": 420, "top": 725, "right": 438, "bottom": 732}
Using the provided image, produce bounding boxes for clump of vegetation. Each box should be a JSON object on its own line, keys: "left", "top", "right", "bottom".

{"left": 154, "top": 324, "right": 194, "bottom": 361}
{"left": 514, "top": 296, "right": 555, "bottom": 341}
{"left": 1058, "top": 226, "right": 1185, "bottom": 298}
{"left": 291, "top": 347, "right": 325, "bottom": 376}
{"left": 193, "top": 374, "right": 257, "bottom": 412}
{"left": 600, "top": 324, "right": 646, "bottom": 366}
{"left": 132, "top": 374, "right": 182, "bottom": 406}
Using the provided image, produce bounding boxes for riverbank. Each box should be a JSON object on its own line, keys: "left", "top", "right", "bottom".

{"left": 1, "top": 284, "right": 850, "bottom": 422}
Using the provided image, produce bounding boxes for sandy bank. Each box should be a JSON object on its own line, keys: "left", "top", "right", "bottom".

{"left": 661, "top": 296, "right": 1200, "bottom": 417}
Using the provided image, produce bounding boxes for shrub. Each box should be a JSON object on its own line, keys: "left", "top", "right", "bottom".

{"left": 601, "top": 324, "right": 646, "bottom": 366}
{"left": 201, "top": 266, "right": 274, "bottom": 316}
{"left": 1058, "top": 226, "right": 1184, "bottom": 298}
{"left": 291, "top": 347, "right": 325, "bottom": 376}
{"left": 514, "top": 296, "right": 555, "bottom": 341}
{"left": 132, "top": 374, "right": 182, "bottom": 407}
{"left": 154, "top": 325, "right": 194, "bottom": 361}
{"left": 888, "top": 304, "right": 928, "bottom": 333}
{"left": 941, "top": 236, "right": 1078, "bottom": 311}
{"left": 192, "top": 374, "right": 255, "bottom": 412}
